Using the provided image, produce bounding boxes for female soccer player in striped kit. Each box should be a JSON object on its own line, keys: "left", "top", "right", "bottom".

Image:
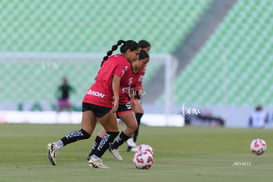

{"left": 47, "top": 40, "right": 140, "bottom": 168}
{"left": 87, "top": 49, "right": 150, "bottom": 161}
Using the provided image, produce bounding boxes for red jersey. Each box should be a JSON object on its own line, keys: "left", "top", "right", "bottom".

{"left": 134, "top": 68, "right": 146, "bottom": 91}
{"left": 82, "top": 54, "right": 130, "bottom": 108}
{"left": 119, "top": 67, "right": 146, "bottom": 104}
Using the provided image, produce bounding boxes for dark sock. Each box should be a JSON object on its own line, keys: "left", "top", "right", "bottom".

{"left": 112, "top": 131, "right": 131, "bottom": 149}
{"left": 87, "top": 136, "right": 102, "bottom": 157}
{"left": 93, "top": 131, "right": 119, "bottom": 158}
{"left": 61, "top": 129, "right": 90, "bottom": 146}
{"left": 133, "top": 113, "right": 143, "bottom": 142}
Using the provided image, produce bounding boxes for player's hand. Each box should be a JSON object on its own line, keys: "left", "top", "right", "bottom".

{"left": 111, "top": 99, "right": 119, "bottom": 113}
{"left": 129, "top": 88, "right": 135, "bottom": 99}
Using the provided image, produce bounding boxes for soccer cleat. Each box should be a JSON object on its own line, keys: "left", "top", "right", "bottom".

{"left": 88, "top": 156, "right": 109, "bottom": 169}
{"left": 47, "top": 143, "right": 57, "bottom": 166}
{"left": 130, "top": 146, "right": 138, "bottom": 152}
{"left": 126, "top": 138, "right": 137, "bottom": 148}
{"left": 109, "top": 148, "right": 123, "bottom": 161}
{"left": 127, "top": 146, "right": 138, "bottom": 152}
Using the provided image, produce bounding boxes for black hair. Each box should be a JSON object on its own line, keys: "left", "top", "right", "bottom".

{"left": 139, "top": 50, "right": 149, "bottom": 60}
{"left": 138, "top": 40, "right": 151, "bottom": 49}
{"left": 101, "top": 40, "right": 139, "bottom": 66}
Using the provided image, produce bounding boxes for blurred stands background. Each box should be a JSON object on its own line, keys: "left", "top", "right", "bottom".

{"left": 1, "top": 0, "right": 273, "bottom": 127}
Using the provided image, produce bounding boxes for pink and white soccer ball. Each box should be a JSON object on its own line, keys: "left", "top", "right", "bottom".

{"left": 133, "top": 151, "right": 154, "bottom": 169}
{"left": 250, "top": 138, "right": 267, "bottom": 155}
{"left": 137, "top": 144, "right": 153, "bottom": 155}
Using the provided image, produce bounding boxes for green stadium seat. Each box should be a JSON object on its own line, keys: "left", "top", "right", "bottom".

{"left": 0, "top": 0, "right": 212, "bottom": 103}
{"left": 172, "top": 0, "right": 273, "bottom": 106}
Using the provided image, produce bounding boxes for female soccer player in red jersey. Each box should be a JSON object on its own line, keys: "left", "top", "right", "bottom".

{"left": 47, "top": 40, "right": 140, "bottom": 168}
{"left": 126, "top": 40, "right": 152, "bottom": 152}
{"left": 87, "top": 50, "right": 150, "bottom": 161}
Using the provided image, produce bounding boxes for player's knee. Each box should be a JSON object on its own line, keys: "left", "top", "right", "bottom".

{"left": 127, "top": 122, "right": 138, "bottom": 133}
{"left": 80, "top": 129, "right": 91, "bottom": 139}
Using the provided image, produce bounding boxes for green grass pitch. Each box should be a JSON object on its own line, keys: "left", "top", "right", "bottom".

{"left": 0, "top": 123, "right": 272, "bottom": 182}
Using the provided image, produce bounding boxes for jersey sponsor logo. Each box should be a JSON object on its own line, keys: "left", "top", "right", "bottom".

{"left": 121, "top": 66, "right": 129, "bottom": 76}
{"left": 86, "top": 89, "right": 105, "bottom": 98}
{"left": 121, "top": 77, "right": 134, "bottom": 94}
{"left": 121, "top": 87, "right": 134, "bottom": 94}
{"left": 128, "top": 77, "right": 133, "bottom": 86}
{"left": 121, "top": 87, "right": 129, "bottom": 94}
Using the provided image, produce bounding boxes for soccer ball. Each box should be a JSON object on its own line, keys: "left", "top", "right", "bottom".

{"left": 133, "top": 151, "right": 154, "bottom": 169}
{"left": 250, "top": 138, "right": 267, "bottom": 155}
{"left": 137, "top": 144, "right": 153, "bottom": 155}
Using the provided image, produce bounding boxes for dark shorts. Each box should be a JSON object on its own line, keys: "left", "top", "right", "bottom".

{"left": 82, "top": 102, "right": 111, "bottom": 118}
{"left": 117, "top": 103, "right": 133, "bottom": 115}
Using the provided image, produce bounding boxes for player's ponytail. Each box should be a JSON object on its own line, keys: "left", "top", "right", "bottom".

{"left": 100, "top": 40, "right": 139, "bottom": 67}
{"left": 101, "top": 40, "right": 125, "bottom": 66}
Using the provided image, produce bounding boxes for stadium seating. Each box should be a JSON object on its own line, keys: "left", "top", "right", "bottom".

{"left": 0, "top": 0, "right": 212, "bottom": 53}
{"left": 0, "top": 0, "right": 212, "bottom": 104}
{"left": 174, "top": 0, "right": 273, "bottom": 106}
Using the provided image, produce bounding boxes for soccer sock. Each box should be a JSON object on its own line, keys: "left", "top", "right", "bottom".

{"left": 93, "top": 131, "right": 119, "bottom": 158}
{"left": 54, "top": 140, "right": 64, "bottom": 150}
{"left": 112, "top": 131, "right": 131, "bottom": 149}
{"left": 87, "top": 136, "right": 102, "bottom": 157}
{"left": 133, "top": 113, "right": 143, "bottom": 142}
{"left": 60, "top": 129, "right": 91, "bottom": 146}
